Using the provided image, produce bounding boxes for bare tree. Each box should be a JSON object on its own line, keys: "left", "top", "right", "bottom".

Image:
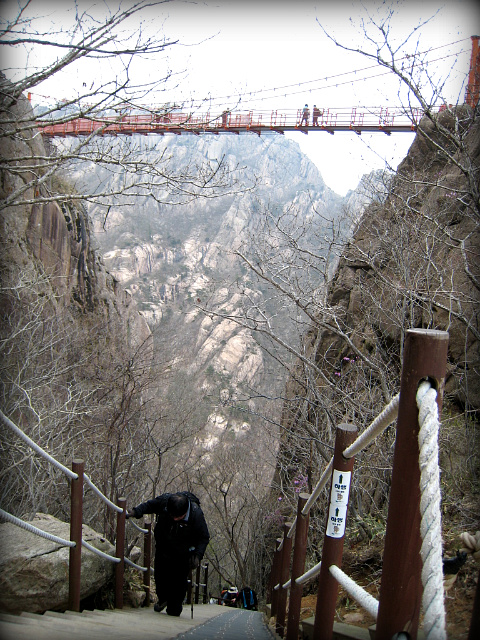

{"left": 0, "top": 0, "right": 243, "bottom": 541}
{"left": 198, "top": 8, "right": 479, "bottom": 547}
{"left": 0, "top": 0, "right": 242, "bottom": 220}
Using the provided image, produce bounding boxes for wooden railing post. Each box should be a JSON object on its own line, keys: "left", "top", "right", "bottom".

{"left": 468, "top": 568, "right": 480, "bottom": 640}
{"left": 313, "top": 423, "right": 358, "bottom": 640}
{"left": 203, "top": 562, "right": 209, "bottom": 604}
{"left": 286, "top": 493, "right": 310, "bottom": 640}
{"left": 270, "top": 537, "right": 283, "bottom": 620}
{"left": 68, "top": 459, "right": 84, "bottom": 612}
{"left": 115, "top": 497, "right": 126, "bottom": 609}
{"left": 143, "top": 520, "right": 151, "bottom": 607}
{"left": 376, "top": 329, "right": 449, "bottom": 639}
{"left": 276, "top": 522, "right": 294, "bottom": 637}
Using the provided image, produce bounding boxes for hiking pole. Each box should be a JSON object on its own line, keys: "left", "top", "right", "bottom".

{"left": 190, "top": 570, "right": 194, "bottom": 619}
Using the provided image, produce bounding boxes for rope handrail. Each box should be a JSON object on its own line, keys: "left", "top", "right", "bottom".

{"left": 128, "top": 519, "right": 148, "bottom": 534}
{"left": 0, "top": 411, "right": 160, "bottom": 608}
{"left": 0, "top": 508, "right": 143, "bottom": 567}
{"left": 280, "top": 394, "right": 401, "bottom": 546}
{"left": 0, "top": 410, "right": 78, "bottom": 480}
{"left": 269, "top": 332, "right": 451, "bottom": 639}
{"left": 81, "top": 539, "right": 121, "bottom": 563}
{"left": 301, "top": 459, "right": 333, "bottom": 517}
{"left": 288, "top": 384, "right": 444, "bottom": 634}
{"left": 124, "top": 557, "right": 147, "bottom": 572}
{"left": 296, "top": 560, "right": 322, "bottom": 586}
{"left": 416, "top": 381, "right": 446, "bottom": 640}
{"left": 1, "top": 411, "right": 125, "bottom": 515}
{"left": 320, "top": 384, "right": 444, "bottom": 636}
{"left": 281, "top": 460, "right": 332, "bottom": 546}
{"left": 0, "top": 508, "right": 76, "bottom": 547}
{"left": 329, "top": 565, "right": 379, "bottom": 620}
{"left": 275, "top": 560, "right": 323, "bottom": 589}
{"left": 302, "top": 394, "right": 400, "bottom": 517}
{"left": 84, "top": 473, "right": 123, "bottom": 514}
{"left": 343, "top": 393, "right": 400, "bottom": 459}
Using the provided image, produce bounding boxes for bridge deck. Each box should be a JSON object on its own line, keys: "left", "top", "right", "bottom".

{"left": 38, "top": 107, "right": 421, "bottom": 137}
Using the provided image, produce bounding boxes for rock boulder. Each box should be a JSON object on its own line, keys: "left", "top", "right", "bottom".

{"left": 0, "top": 513, "right": 115, "bottom": 613}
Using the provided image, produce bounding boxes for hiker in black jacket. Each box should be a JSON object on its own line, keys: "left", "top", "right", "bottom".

{"left": 127, "top": 492, "right": 210, "bottom": 616}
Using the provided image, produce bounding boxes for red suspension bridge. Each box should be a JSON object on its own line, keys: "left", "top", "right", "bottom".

{"left": 39, "top": 106, "right": 422, "bottom": 138}
{"left": 36, "top": 35, "right": 479, "bottom": 139}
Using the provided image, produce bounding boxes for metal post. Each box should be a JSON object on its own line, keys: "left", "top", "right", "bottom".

{"left": 68, "top": 459, "right": 84, "bottom": 612}
{"left": 313, "top": 423, "right": 358, "bottom": 640}
{"left": 270, "top": 538, "right": 283, "bottom": 620}
{"left": 143, "top": 521, "right": 151, "bottom": 607}
{"left": 115, "top": 497, "right": 126, "bottom": 609}
{"left": 376, "top": 329, "right": 449, "bottom": 639}
{"left": 286, "top": 493, "right": 310, "bottom": 640}
{"left": 203, "top": 563, "right": 209, "bottom": 604}
{"left": 276, "top": 522, "right": 293, "bottom": 637}
{"left": 195, "top": 563, "right": 201, "bottom": 604}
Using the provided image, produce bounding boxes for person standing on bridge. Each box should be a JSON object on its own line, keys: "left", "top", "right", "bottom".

{"left": 221, "top": 110, "right": 230, "bottom": 127}
{"left": 126, "top": 491, "right": 210, "bottom": 617}
{"left": 312, "top": 105, "right": 322, "bottom": 126}
{"left": 300, "top": 104, "right": 310, "bottom": 126}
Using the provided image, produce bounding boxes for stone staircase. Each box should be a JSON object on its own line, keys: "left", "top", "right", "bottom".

{"left": 0, "top": 603, "right": 227, "bottom": 640}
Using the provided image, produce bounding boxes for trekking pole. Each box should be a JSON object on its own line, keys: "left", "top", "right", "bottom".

{"left": 190, "top": 570, "right": 194, "bottom": 619}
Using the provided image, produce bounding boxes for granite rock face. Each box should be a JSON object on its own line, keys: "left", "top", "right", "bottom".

{"left": 0, "top": 514, "right": 115, "bottom": 613}
{"left": 0, "top": 87, "right": 151, "bottom": 366}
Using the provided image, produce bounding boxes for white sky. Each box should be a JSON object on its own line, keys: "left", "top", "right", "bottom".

{"left": 2, "top": 0, "right": 480, "bottom": 194}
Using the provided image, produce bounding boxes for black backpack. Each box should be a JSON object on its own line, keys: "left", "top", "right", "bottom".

{"left": 179, "top": 491, "right": 201, "bottom": 506}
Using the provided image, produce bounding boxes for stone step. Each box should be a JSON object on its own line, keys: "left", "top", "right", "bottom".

{"left": 301, "top": 616, "right": 372, "bottom": 640}
{"left": 0, "top": 604, "right": 227, "bottom": 640}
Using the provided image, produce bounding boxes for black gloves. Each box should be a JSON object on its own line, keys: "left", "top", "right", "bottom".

{"left": 189, "top": 554, "right": 200, "bottom": 570}
{"left": 126, "top": 509, "right": 136, "bottom": 519}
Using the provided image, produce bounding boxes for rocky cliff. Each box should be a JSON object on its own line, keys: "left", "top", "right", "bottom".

{"left": 0, "top": 91, "right": 151, "bottom": 350}
{"left": 0, "top": 86, "right": 153, "bottom": 522}
{"left": 68, "top": 132, "right": 348, "bottom": 437}
{"left": 276, "top": 106, "right": 479, "bottom": 532}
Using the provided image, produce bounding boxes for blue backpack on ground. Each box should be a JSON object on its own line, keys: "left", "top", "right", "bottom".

{"left": 239, "top": 586, "right": 257, "bottom": 610}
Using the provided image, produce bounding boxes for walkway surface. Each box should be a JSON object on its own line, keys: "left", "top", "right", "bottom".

{"left": 0, "top": 604, "right": 277, "bottom": 640}
{"left": 176, "top": 607, "right": 275, "bottom": 639}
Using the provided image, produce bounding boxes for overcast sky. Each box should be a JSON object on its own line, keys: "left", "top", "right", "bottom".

{"left": 3, "top": 0, "right": 480, "bottom": 194}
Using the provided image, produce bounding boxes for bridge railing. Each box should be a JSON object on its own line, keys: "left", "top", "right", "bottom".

{"left": 266, "top": 328, "right": 474, "bottom": 640}
{"left": 0, "top": 410, "right": 210, "bottom": 612}
{"left": 38, "top": 106, "right": 423, "bottom": 137}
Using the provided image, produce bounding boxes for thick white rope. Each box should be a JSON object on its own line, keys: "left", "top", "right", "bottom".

{"left": 1, "top": 411, "right": 128, "bottom": 517}
{"left": 0, "top": 410, "right": 78, "bottom": 480}
{"left": 84, "top": 473, "right": 123, "bottom": 513}
{"left": 295, "top": 560, "right": 322, "bottom": 585}
{"left": 343, "top": 394, "right": 400, "bottom": 459}
{"left": 299, "top": 394, "right": 399, "bottom": 522}
{"left": 81, "top": 539, "right": 121, "bottom": 563}
{"left": 124, "top": 557, "right": 147, "bottom": 572}
{"left": 128, "top": 519, "right": 148, "bottom": 534}
{"left": 301, "top": 460, "right": 333, "bottom": 517}
{"left": 0, "top": 508, "right": 76, "bottom": 547}
{"left": 416, "top": 381, "right": 446, "bottom": 640}
{"left": 329, "top": 565, "right": 379, "bottom": 620}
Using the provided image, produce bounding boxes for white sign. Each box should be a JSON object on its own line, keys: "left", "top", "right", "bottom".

{"left": 326, "top": 470, "right": 351, "bottom": 538}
